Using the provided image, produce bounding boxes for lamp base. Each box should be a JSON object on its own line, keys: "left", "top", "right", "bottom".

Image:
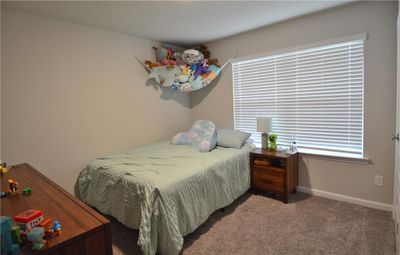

{"left": 261, "top": 133, "right": 268, "bottom": 149}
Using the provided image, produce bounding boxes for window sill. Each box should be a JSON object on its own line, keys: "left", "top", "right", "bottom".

{"left": 298, "top": 148, "right": 371, "bottom": 165}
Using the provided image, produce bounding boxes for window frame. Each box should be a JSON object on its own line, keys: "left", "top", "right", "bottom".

{"left": 231, "top": 33, "right": 369, "bottom": 162}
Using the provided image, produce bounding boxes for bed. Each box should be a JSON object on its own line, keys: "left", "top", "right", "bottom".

{"left": 75, "top": 140, "right": 254, "bottom": 255}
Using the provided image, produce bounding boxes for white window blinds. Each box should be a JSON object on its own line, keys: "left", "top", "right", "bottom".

{"left": 233, "top": 39, "right": 364, "bottom": 155}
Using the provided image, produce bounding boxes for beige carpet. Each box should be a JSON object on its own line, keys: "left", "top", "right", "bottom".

{"left": 110, "top": 192, "right": 395, "bottom": 255}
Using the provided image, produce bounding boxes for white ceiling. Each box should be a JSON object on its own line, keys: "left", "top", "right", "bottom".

{"left": 2, "top": 1, "right": 354, "bottom": 46}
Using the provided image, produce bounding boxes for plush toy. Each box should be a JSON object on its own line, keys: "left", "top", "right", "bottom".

{"left": 171, "top": 84, "right": 179, "bottom": 92}
{"left": 268, "top": 134, "right": 278, "bottom": 151}
{"left": 201, "top": 69, "right": 219, "bottom": 85}
{"left": 153, "top": 47, "right": 167, "bottom": 61}
{"left": 178, "top": 83, "right": 192, "bottom": 92}
{"left": 149, "top": 66, "right": 181, "bottom": 87}
{"left": 153, "top": 46, "right": 176, "bottom": 61}
{"left": 166, "top": 48, "right": 175, "bottom": 59}
{"left": 144, "top": 60, "right": 160, "bottom": 69}
{"left": 177, "top": 74, "right": 189, "bottom": 83}
{"left": 207, "top": 58, "right": 221, "bottom": 68}
{"left": 198, "top": 45, "right": 221, "bottom": 67}
{"left": 159, "top": 58, "right": 177, "bottom": 67}
{"left": 180, "top": 65, "right": 191, "bottom": 76}
{"left": 188, "top": 76, "right": 203, "bottom": 90}
{"left": 173, "top": 51, "right": 181, "bottom": 60}
{"left": 139, "top": 44, "right": 227, "bottom": 93}
{"left": 198, "top": 45, "right": 210, "bottom": 59}
{"left": 194, "top": 60, "right": 210, "bottom": 80}
{"left": 181, "top": 49, "right": 204, "bottom": 65}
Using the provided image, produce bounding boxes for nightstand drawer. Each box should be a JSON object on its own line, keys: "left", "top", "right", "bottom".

{"left": 252, "top": 167, "right": 284, "bottom": 193}
{"left": 252, "top": 155, "right": 286, "bottom": 170}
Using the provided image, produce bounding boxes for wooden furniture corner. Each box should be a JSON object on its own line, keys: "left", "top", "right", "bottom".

{"left": 1, "top": 163, "right": 112, "bottom": 255}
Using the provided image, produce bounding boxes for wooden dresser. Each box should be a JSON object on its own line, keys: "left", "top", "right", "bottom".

{"left": 1, "top": 163, "right": 112, "bottom": 255}
{"left": 250, "top": 149, "right": 298, "bottom": 203}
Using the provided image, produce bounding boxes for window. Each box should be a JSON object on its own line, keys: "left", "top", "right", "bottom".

{"left": 233, "top": 38, "right": 364, "bottom": 156}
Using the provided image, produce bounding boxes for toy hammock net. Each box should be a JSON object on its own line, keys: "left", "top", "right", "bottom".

{"left": 136, "top": 45, "right": 235, "bottom": 93}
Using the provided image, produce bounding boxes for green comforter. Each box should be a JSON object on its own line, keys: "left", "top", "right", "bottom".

{"left": 75, "top": 141, "right": 253, "bottom": 255}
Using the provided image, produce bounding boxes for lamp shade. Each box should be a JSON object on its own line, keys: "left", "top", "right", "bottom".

{"left": 257, "top": 117, "right": 272, "bottom": 133}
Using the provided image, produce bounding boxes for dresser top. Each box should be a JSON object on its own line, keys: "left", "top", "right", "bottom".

{"left": 1, "top": 163, "right": 109, "bottom": 253}
{"left": 252, "top": 148, "right": 297, "bottom": 159}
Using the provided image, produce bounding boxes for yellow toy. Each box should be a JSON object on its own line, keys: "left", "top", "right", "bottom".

{"left": 0, "top": 161, "right": 9, "bottom": 176}
{"left": 144, "top": 60, "right": 160, "bottom": 69}
{"left": 8, "top": 179, "right": 19, "bottom": 194}
{"left": 180, "top": 65, "right": 191, "bottom": 76}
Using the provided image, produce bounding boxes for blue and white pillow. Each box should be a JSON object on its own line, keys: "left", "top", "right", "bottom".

{"left": 171, "top": 120, "right": 217, "bottom": 152}
{"left": 171, "top": 132, "right": 188, "bottom": 145}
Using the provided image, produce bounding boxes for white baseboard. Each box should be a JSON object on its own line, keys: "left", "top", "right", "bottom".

{"left": 297, "top": 186, "right": 393, "bottom": 212}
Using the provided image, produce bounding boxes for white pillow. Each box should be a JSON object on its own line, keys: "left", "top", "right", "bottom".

{"left": 217, "top": 129, "right": 251, "bottom": 149}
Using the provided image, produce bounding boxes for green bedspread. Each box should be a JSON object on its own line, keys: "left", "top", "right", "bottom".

{"left": 75, "top": 141, "right": 254, "bottom": 255}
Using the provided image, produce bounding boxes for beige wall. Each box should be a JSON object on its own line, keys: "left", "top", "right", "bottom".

{"left": 192, "top": 1, "right": 398, "bottom": 204}
{"left": 1, "top": 10, "right": 192, "bottom": 193}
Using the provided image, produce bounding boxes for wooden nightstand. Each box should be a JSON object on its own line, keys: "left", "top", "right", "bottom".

{"left": 250, "top": 149, "right": 298, "bottom": 203}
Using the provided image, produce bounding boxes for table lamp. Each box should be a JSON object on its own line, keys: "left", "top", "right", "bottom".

{"left": 257, "top": 117, "right": 272, "bottom": 149}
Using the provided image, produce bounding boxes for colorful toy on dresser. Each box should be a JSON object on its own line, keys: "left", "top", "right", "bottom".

{"left": 0, "top": 161, "right": 33, "bottom": 198}
{"left": 1, "top": 216, "right": 20, "bottom": 255}
{"left": 0, "top": 162, "right": 17, "bottom": 198}
{"left": 0, "top": 161, "right": 9, "bottom": 176}
{"left": 0, "top": 179, "right": 19, "bottom": 198}
{"left": 7, "top": 179, "right": 18, "bottom": 194}
{"left": 0, "top": 209, "right": 62, "bottom": 253}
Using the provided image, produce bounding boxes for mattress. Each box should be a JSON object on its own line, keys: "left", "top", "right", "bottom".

{"left": 75, "top": 141, "right": 254, "bottom": 255}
